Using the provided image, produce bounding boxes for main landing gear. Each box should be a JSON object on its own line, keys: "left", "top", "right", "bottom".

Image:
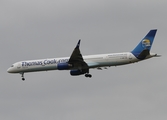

{"left": 85, "top": 73, "right": 92, "bottom": 78}
{"left": 20, "top": 72, "right": 25, "bottom": 81}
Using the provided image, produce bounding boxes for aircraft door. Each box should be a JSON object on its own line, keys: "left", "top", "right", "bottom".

{"left": 129, "top": 54, "right": 132, "bottom": 59}
{"left": 17, "top": 63, "right": 22, "bottom": 69}
{"left": 128, "top": 54, "right": 133, "bottom": 63}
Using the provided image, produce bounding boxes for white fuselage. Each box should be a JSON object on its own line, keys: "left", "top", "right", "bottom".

{"left": 7, "top": 52, "right": 156, "bottom": 74}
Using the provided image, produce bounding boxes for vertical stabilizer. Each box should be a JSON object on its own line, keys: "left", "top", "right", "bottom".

{"left": 131, "top": 29, "right": 157, "bottom": 59}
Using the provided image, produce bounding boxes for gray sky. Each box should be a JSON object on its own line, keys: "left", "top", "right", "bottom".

{"left": 1, "top": 0, "right": 167, "bottom": 120}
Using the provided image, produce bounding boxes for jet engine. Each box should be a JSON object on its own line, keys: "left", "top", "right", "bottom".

{"left": 70, "top": 69, "right": 85, "bottom": 76}
{"left": 57, "top": 63, "right": 72, "bottom": 70}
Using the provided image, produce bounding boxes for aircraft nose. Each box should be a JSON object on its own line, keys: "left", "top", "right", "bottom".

{"left": 7, "top": 68, "right": 12, "bottom": 73}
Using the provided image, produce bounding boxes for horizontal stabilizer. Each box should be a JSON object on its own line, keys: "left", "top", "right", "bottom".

{"left": 137, "top": 49, "right": 150, "bottom": 59}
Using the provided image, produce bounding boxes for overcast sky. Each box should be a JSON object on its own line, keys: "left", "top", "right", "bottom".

{"left": 1, "top": 0, "right": 167, "bottom": 120}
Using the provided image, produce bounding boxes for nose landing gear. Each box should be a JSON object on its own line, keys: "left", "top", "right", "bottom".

{"left": 20, "top": 72, "right": 25, "bottom": 81}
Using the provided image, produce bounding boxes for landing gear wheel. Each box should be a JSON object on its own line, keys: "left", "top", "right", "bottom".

{"left": 22, "top": 78, "right": 25, "bottom": 81}
{"left": 85, "top": 74, "right": 92, "bottom": 78}
{"left": 85, "top": 74, "right": 88, "bottom": 77}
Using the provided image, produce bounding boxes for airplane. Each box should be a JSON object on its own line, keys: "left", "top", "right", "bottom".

{"left": 7, "top": 29, "right": 160, "bottom": 81}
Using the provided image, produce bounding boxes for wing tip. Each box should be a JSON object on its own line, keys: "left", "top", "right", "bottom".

{"left": 76, "top": 39, "right": 81, "bottom": 48}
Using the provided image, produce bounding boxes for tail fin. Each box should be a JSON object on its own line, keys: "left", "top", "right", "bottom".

{"left": 131, "top": 29, "right": 157, "bottom": 59}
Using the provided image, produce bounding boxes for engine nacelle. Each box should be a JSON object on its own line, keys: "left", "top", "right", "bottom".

{"left": 70, "top": 69, "right": 85, "bottom": 76}
{"left": 57, "top": 63, "right": 72, "bottom": 70}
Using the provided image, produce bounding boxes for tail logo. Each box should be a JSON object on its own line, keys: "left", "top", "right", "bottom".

{"left": 142, "top": 39, "right": 151, "bottom": 48}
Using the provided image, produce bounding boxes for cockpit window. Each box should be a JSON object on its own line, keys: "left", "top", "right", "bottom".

{"left": 11, "top": 65, "right": 14, "bottom": 67}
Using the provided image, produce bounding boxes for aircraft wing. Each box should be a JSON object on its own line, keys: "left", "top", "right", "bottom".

{"left": 68, "top": 40, "right": 89, "bottom": 73}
